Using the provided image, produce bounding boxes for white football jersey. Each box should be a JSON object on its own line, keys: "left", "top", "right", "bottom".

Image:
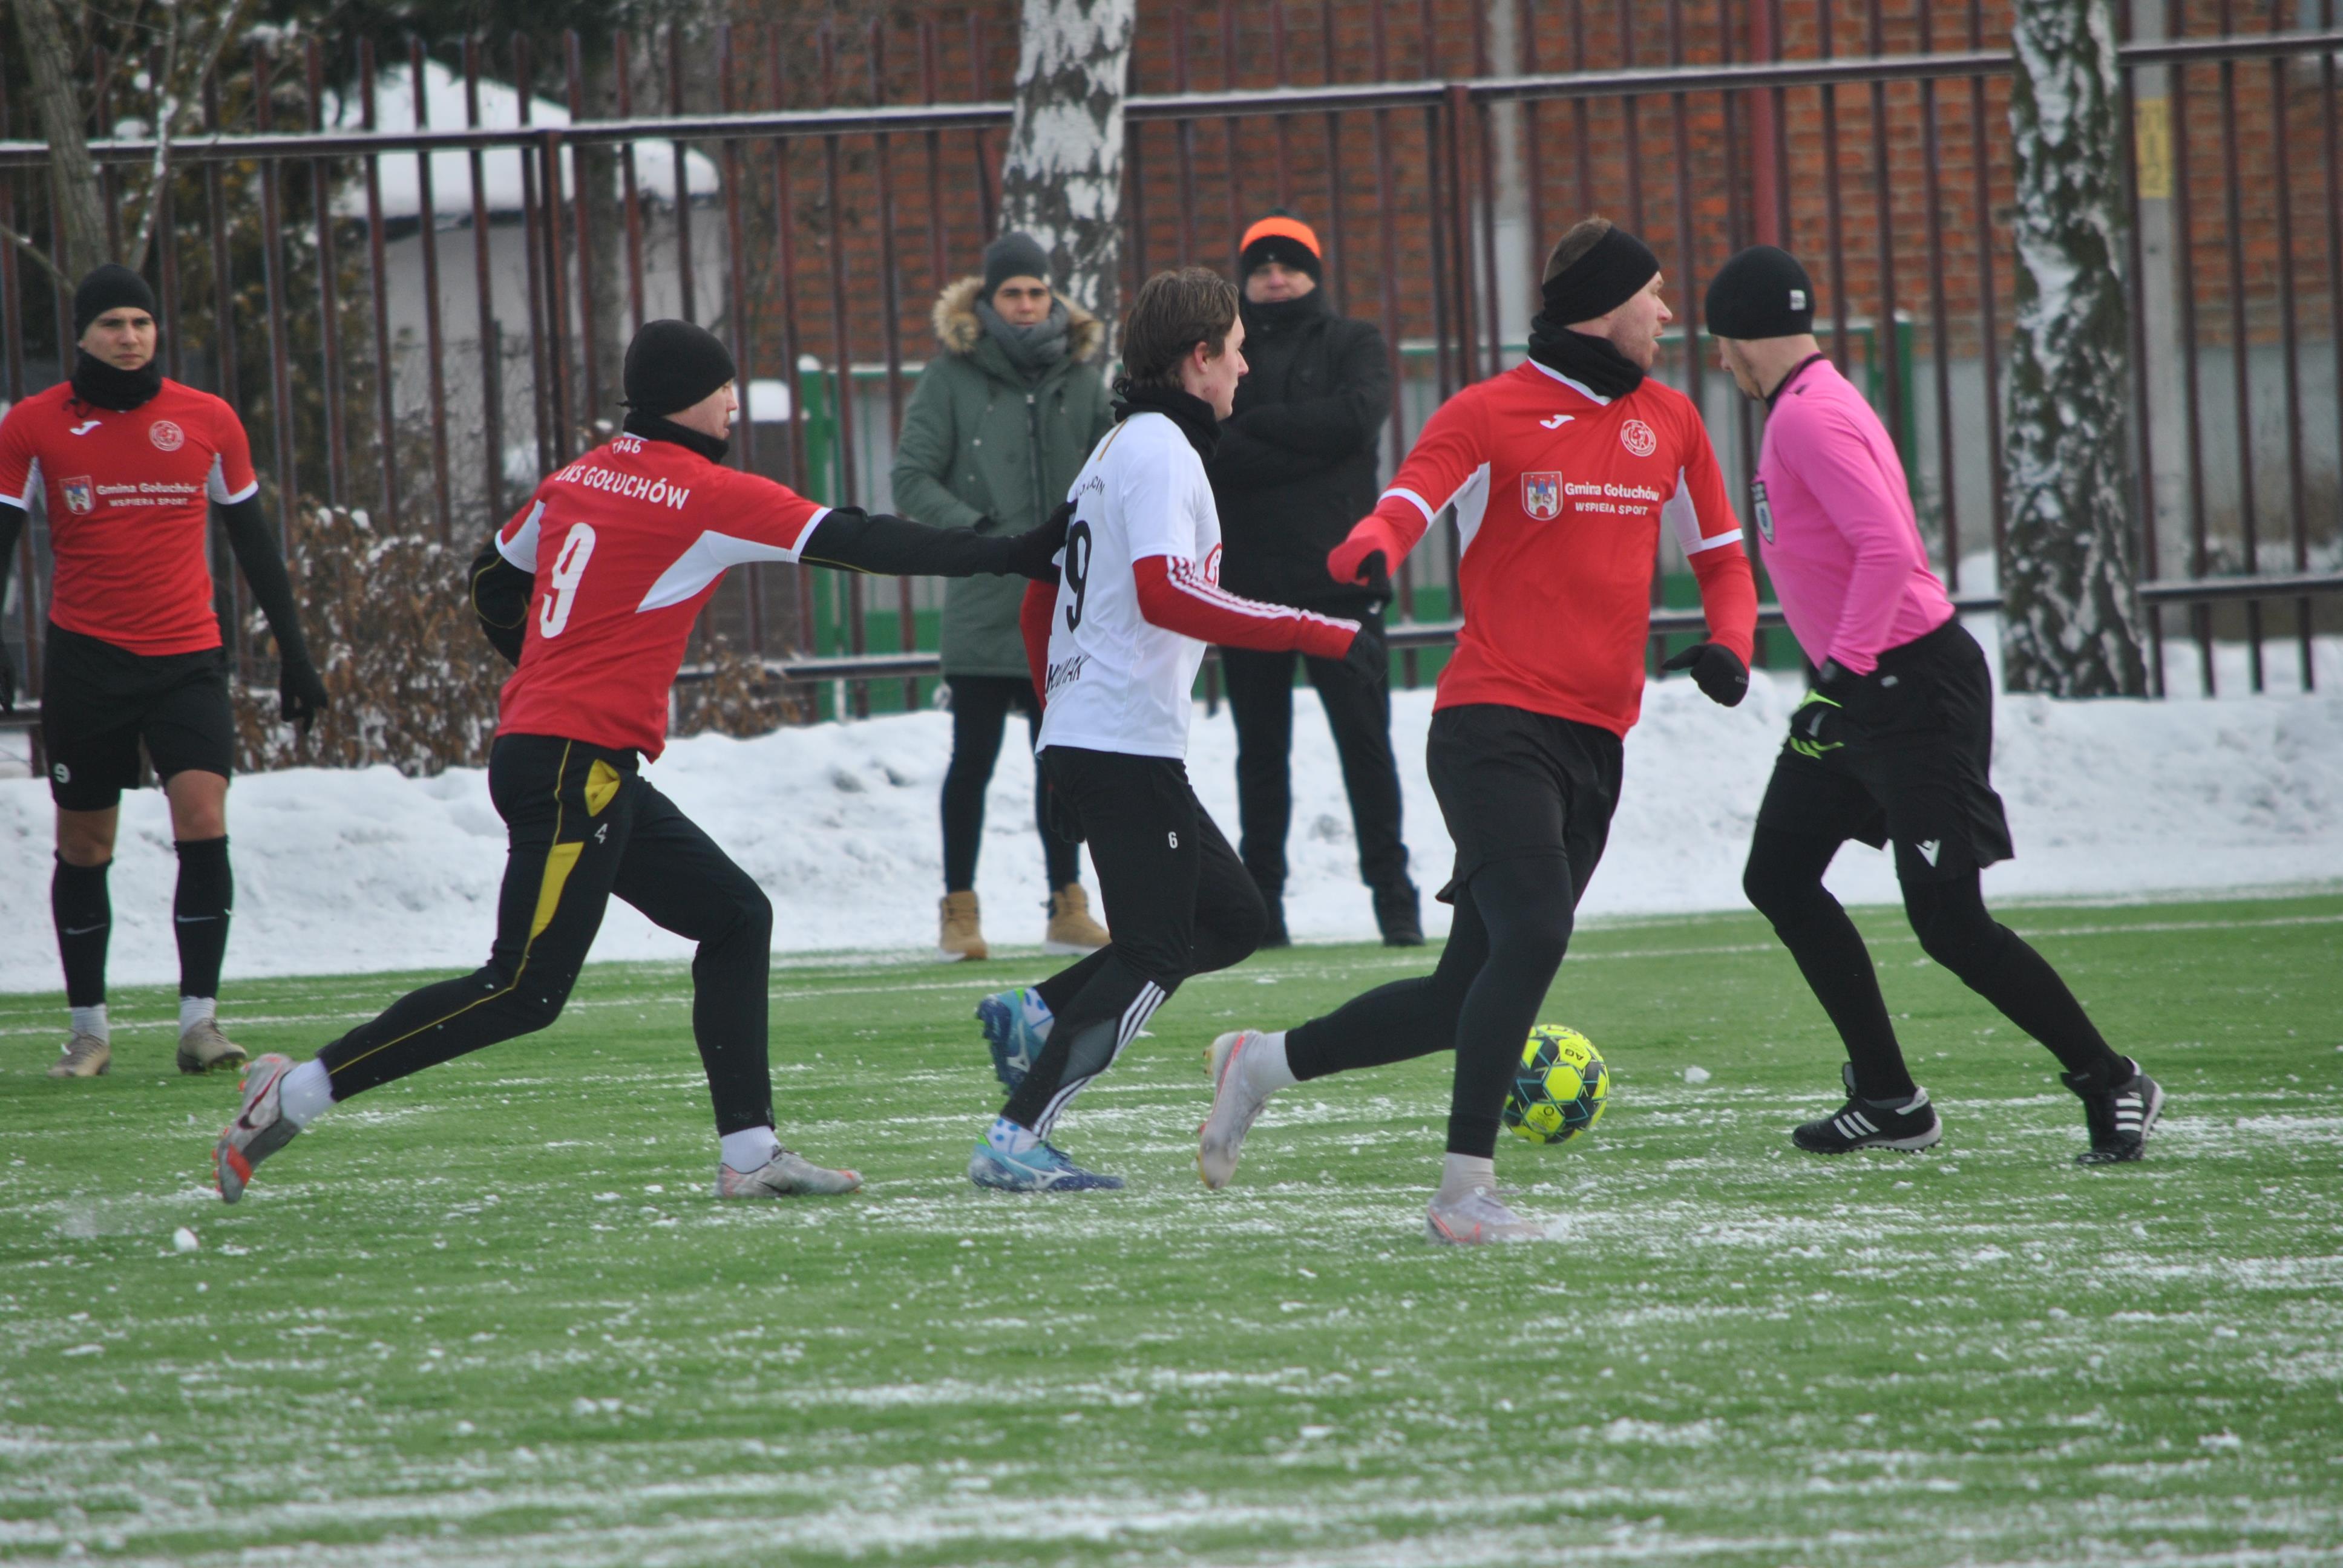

{"left": 1035, "top": 412, "right": 1221, "bottom": 760}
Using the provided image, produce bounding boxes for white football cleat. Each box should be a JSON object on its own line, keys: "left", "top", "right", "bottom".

{"left": 713, "top": 1149, "right": 862, "bottom": 1198}
{"left": 1424, "top": 1184, "right": 1548, "bottom": 1245}
{"left": 215, "top": 1053, "right": 300, "bottom": 1204}
{"left": 1197, "top": 1030, "right": 1279, "bottom": 1190}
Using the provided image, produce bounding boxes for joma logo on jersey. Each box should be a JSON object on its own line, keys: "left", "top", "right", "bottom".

{"left": 1521, "top": 471, "right": 1563, "bottom": 521}
{"left": 61, "top": 475, "right": 94, "bottom": 515}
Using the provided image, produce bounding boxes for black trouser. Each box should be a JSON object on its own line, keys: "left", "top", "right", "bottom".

{"left": 1742, "top": 827, "right": 2123, "bottom": 1097}
{"left": 1282, "top": 705, "right": 1621, "bottom": 1158}
{"left": 940, "top": 674, "right": 1081, "bottom": 893}
{"left": 1000, "top": 747, "right": 1267, "bottom": 1137}
{"left": 1221, "top": 608, "right": 1408, "bottom": 898}
{"left": 317, "top": 733, "right": 777, "bottom": 1134}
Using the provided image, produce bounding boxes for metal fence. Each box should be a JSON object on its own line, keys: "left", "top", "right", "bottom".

{"left": 4, "top": 1, "right": 2341, "bottom": 744}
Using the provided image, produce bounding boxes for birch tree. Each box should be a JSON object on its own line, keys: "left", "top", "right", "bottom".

{"left": 997, "top": 0, "right": 1136, "bottom": 338}
{"left": 1999, "top": 0, "right": 2149, "bottom": 696}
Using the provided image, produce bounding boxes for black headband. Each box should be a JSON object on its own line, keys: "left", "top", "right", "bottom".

{"left": 1541, "top": 227, "right": 1661, "bottom": 324}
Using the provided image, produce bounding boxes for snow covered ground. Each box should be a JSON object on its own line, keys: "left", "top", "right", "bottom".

{"left": 1, "top": 617, "right": 2338, "bottom": 993}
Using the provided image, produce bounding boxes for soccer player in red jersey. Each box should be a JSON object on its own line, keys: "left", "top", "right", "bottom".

{"left": 1194, "top": 220, "right": 1760, "bottom": 1243}
{"left": 1705, "top": 244, "right": 2161, "bottom": 1166}
{"left": 213, "top": 319, "right": 1067, "bottom": 1204}
{"left": 0, "top": 266, "right": 329, "bottom": 1080}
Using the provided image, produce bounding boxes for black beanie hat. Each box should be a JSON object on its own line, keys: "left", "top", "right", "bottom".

{"left": 1540, "top": 224, "right": 1661, "bottom": 324}
{"left": 1238, "top": 211, "right": 1323, "bottom": 284}
{"left": 623, "top": 318, "right": 736, "bottom": 417}
{"left": 73, "top": 264, "right": 158, "bottom": 338}
{"left": 1703, "top": 246, "right": 1816, "bottom": 339}
{"left": 983, "top": 231, "right": 1053, "bottom": 298}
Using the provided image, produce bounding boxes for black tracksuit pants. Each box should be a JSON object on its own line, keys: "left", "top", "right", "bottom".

{"left": 1001, "top": 746, "right": 1267, "bottom": 1137}
{"left": 316, "top": 733, "right": 777, "bottom": 1134}
{"left": 1221, "top": 607, "right": 1409, "bottom": 899}
{"left": 941, "top": 674, "right": 1082, "bottom": 894}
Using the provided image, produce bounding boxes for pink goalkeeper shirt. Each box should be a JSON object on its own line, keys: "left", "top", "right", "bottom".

{"left": 1752, "top": 356, "right": 1955, "bottom": 675}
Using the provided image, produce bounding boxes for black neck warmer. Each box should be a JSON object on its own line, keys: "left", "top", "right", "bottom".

{"left": 1112, "top": 379, "right": 1221, "bottom": 460}
{"left": 70, "top": 351, "right": 165, "bottom": 413}
{"left": 1239, "top": 289, "right": 1327, "bottom": 337}
{"left": 623, "top": 409, "right": 730, "bottom": 465}
{"left": 1524, "top": 320, "right": 1647, "bottom": 399}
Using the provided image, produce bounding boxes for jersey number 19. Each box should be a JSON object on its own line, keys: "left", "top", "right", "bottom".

{"left": 539, "top": 523, "right": 598, "bottom": 638}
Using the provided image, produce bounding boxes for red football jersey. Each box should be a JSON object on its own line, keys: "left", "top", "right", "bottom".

{"left": 492, "top": 432, "right": 827, "bottom": 758}
{"left": 1369, "top": 358, "right": 1757, "bottom": 736}
{"left": 0, "top": 379, "right": 260, "bottom": 655}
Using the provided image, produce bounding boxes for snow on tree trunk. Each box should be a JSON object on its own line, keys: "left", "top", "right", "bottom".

{"left": 10, "top": 0, "right": 109, "bottom": 278}
{"left": 998, "top": 0, "right": 1136, "bottom": 339}
{"left": 1999, "top": 0, "right": 2149, "bottom": 697}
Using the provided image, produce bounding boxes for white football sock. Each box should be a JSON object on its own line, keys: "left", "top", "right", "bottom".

{"left": 68, "top": 1005, "right": 109, "bottom": 1043}
{"left": 1247, "top": 1030, "right": 1297, "bottom": 1093}
{"left": 1437, "top": 1152, "right": 1497, "bottom": 1201}
{"left": 719, "top": 1126, "right": 782, "bottom": 1172}
{"left": 987, "top": 1116, "right": 1041, "bottom": 1155}
{"left": 278, "top": 1059, "right": 335, "bottom": 1129}
{"left": 179, "top": 996, "right": 217, "bottom": 1034}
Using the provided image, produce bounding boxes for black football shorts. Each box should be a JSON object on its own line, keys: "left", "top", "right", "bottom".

{"left": 1755, "top": 616, "right": 2014, "bottom": 883}
{"left": 41, "top": 622, "right": 237, "bottom": 811}
{"left": 1425, "top": 702, "right": 1624, "bottom": 904}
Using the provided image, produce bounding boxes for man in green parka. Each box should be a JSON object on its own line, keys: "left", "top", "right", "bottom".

{"left": 893, "top": 232, "right": 1115, "bottom": 962}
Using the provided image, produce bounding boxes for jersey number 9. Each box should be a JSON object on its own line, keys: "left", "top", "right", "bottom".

{"left": 1063, "top": 519, "right": 1093, "bottom": 631}
{"left": 539, "top": 523, "right": 598, "bottom": 638}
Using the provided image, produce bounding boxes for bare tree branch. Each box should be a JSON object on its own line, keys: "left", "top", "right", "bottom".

{"left": 8, "top": 0, "right": 107, "bottom": 275}
{"left": 0, "top": 217, "right": 72, "bottom": 287}
{"left": 123, "top": 0, "right": 254, "bottom": 275}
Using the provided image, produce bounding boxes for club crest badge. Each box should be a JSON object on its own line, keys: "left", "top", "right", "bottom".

{"left": 1751, "top": 478, "right": 1775, "bottom": 543}
{"left": 149, "top": 419, "right": 185, "bottom": 452}
{"left": 1619, "top": 419, "right": 1658, "bottom": 459}
{"left": 1521, "top": 471, "right": 1562, "bottom": 521}
{"left": 62, "top": 475, "right": 94, "bottom": 515}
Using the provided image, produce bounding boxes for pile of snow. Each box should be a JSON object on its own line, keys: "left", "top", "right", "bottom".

{"left": 327, "top": 60, "right": 719, "bottom": 222}
{"left": 1, "top": 627, "right": 2338, "bottom": 992}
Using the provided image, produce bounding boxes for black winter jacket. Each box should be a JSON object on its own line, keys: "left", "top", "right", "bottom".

{"left": 1207, "top": 290, "right": 1393, "bottom": 613}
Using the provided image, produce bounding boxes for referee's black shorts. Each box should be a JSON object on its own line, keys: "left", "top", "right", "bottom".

{"left": 1426, "top": 702, "right": 1624, "bottom": 903}
{"left": 1755, "top": 616, "right": 2014, "bottom": 883}
{"left": 40, "top": 622, "right": 237, "bottom": 811}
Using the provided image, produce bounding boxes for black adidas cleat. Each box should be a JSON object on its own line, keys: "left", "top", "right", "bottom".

{"left": 1793, "top": 1062, "right": 1944, "bottom": 1154}
{"left": 2064, "top": 1056, "right": 2163, "bottom": 1166}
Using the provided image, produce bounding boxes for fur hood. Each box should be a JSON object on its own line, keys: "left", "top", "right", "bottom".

{"left": 931, "top": 275, "right": 1105, "bottom": 364}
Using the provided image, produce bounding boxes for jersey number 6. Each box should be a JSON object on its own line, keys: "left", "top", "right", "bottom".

{"left": 539, "top": 522, "right": 599, "bottom": 638}
{"left": 1062, "top": 519, "right": 1093, "bottom": 632}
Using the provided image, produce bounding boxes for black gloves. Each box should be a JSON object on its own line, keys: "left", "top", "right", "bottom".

{"left": 469, "top": 538, "right": 534, "bottom": 666}
{"left": 280, "top": 657, "right": 330, "bottom": 734}
{"left": 1788, "top": 659, "right": 1897, "bottom": 757}
{"left": 1660, "top": 640, "right": 1749, "bottom": 707}
{"left": 1001, "top": 499, "right": 1075, "bottom": 583}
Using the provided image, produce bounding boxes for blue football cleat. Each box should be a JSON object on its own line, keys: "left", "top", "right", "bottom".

{"left": 975, "top": 987, "right": 1052, "bottom": 1093}
{"left": 966, "top": 1138, "right": 1124, "bottom": 1192}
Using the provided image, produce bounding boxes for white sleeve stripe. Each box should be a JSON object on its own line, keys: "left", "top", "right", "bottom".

{"left": 1685, "top": 529, "right": 1743, "bottom": 555}
{"left": 215, "top": 479, "right": 260, "bottom": 506}
{"left": 1167, "top": 561, "right": 1351, "bottom": 627}
{"left": 790, "top": 505, "right": 830, "bottom": 556}
{"left": 9, "top": 456, "right": 38, "bottom": 509}
{"left": 1380, "top": 486, "right": 1435, "bottom": 526}
{"left": 496, "top": 500, "right": 545, "bottom": 572}
{"left": 637, "top": 524, "right": 819, "bottom": 612}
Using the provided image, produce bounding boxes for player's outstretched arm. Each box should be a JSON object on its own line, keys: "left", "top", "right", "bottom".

{"left": 800, "top": 499, "right": 1069, "bottom": 582}
{"left": 0, "top": 500, "right": 22, "bottom": 713}
{"left": 1132, "top": 555, "right": 1365, "bottom": 664}
{"left": 218, "top": 494, "right": 330, "bottom": 733}
{"left": 467, "top": 534, "right": 533, "bottom": 667}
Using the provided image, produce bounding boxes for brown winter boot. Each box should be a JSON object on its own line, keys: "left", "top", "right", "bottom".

{"left": 938, "top": 890, "right": 988, "bottom": 962}
{"left": 1044, "top": 883, "right": 1110, "bottom": 955}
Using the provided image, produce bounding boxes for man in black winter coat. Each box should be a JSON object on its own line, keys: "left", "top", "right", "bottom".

{"left": 1208, "top": 213, "right": 1420, "bottom": 947}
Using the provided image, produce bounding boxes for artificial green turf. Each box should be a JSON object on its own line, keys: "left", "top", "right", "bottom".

{"left": 2, "top": 894, "right": 2339, "bottom": 1566}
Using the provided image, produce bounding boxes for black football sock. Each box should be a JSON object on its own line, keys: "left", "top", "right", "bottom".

{"left": 1745, "top": 827, "right": 1917, "bottom": 1102}
{"left": 51, "top": 855, "right": 111, "bottom": 1009}
{"left": 1904, "top": 873, "right": 2126, "bottom": 1081}
{"left": 172, "top": 836, "right": 234, "bottom": 1003}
